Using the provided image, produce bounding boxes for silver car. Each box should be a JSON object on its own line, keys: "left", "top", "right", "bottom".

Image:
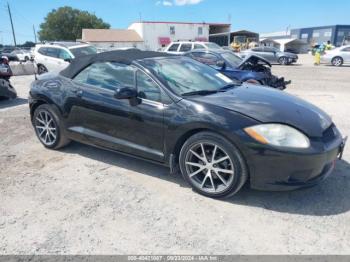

{"left": 240, "top": 46, "right": 298, "bottom": 65}
{"left": 321, "top": 45, "right": 350, "bottom": 66}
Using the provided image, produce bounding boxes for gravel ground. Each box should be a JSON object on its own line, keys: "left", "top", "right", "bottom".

{"left": 0, "top": 55, "right": 349, "bottom": 254}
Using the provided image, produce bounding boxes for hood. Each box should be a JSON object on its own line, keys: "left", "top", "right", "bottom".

{"left": 237, "top": 54, "right": 271, "bottom": 69}
{"left": 188, "top": 85, "right": 332, "bottom": 137}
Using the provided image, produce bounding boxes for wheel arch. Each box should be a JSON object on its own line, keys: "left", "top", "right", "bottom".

{"left": 30, "top": 97, "right": 63, "bottom": 122}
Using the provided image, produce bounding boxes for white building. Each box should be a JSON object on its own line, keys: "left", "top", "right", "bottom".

{"left": 81, "top": 29, "right": 144, "bottom": 51}
{"left": 128, "top": 21, "right": 230, "bottom": 51}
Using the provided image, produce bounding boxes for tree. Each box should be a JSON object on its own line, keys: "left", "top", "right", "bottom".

{"left": 38, "top": 6, "right": 110, "bottom": 41}
{"left": 20, "top": 41, "right": 36, "bottom": 48}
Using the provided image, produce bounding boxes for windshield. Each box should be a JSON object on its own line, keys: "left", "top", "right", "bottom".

{"left": 140, "top": 57, "right": 234, "bottom": 96}
{"left": 221, "top": 52, "right": 243, "bottom": 67}
{"left": 204, "top": 43, "right": 222, "bottom": 49}
{"left": 70, "top": 45, "right": 97, "bottom": 58}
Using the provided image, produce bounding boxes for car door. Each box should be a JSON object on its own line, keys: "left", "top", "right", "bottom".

{"left": 341, "top": 47, "right": 350, "bottom": 63}
{"left": 261, "top": 47, "right": 278, "bottom": 63}
{"left": 66, "top": 62, "right": 165, "bottom": 161}
{"left": 43, "top": 47, "right": 70, "bottom": 73}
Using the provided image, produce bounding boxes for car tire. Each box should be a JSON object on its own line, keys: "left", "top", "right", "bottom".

{"left": 278, "top": 56, "right": 288, "bottom": 65}
{"left": 179, "top": 131, "right": 248, "bottom": 198}
{"left": 37, "top": 64, "right": 48, "bottom": 74}
{"left": 331, "top": 57, "right": 343, "bottom": 67}
{"left": 33, "top": 104, "right": 70, "bottom": 149}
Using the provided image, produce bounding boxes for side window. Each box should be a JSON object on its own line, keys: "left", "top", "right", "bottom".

{"left": 193, "top": 44, "right": 205, "bottom": 50}
{"left": 136, "top": 70, "right": 161, "bottom": 102}
{"left": 58, "top": 49, "right": 72, "bottom": 60}
{"left": 179, "top": 44, "right": 193, "bottom": 52}
{"left": 252, "top": 47, "right": 263, "bottom": 52}
{"left": 38, "top": 47, "right": 47, "bottom": 55}
{"left": 168, "top": 44, "right": 180, "bottom": 52}
{"left": 45, "top": 48, "right": 60, "bottom": 58}
{"left": 73, "top": 62, "right": 135, "bottom": 91}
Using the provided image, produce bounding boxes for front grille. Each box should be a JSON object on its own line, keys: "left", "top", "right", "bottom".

{"left": 322, "top": 124, "right": 337, "bottom": 143}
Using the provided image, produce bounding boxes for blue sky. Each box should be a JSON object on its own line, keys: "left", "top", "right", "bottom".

{"left": 1, "top": 0, "right": 350, "bottom": 45}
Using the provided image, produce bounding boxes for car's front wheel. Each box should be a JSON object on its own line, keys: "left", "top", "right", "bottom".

{"left": 179, "top": 132, "right": 248, "bottom": 198}
{"left": 278, "top": 56, "right": 289, "bottom": 65}
{"left": 33, "top": 104, "right": 70, "bottom": 149}
{"left": 331, "top": 56, "right": 343, "bottom": 66}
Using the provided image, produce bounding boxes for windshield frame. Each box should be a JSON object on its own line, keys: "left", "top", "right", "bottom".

{"left": 220, "top": 51, "right": 243, "bottom": 67}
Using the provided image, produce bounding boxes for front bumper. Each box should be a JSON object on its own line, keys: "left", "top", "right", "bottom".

{"left": 242, "top": 126, "right": 345, "bottom": 191}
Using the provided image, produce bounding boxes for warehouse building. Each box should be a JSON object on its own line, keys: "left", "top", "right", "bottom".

{"left": 128, "top": 21, "right": 230, "bottom": 51}
{"left": 81, "top": 29, "right": 144, "bottom": 50}
{"left": 290, "top": 25, "right": 350, "bottom": 47}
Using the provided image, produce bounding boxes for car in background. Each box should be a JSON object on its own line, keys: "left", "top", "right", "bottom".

{"left": 29, "top": 50, "right": 345, "bottom": 198}
{"left": 185, "top": 49, "right": 290, "bottom": 89}
{"left": 10, "top": 49, "right": 31, "bottom": 61}
{"left": 164, "top": 41, "right": 222, "bottom": 55}
{"left": 321, "top": 45, "right": 350, "bottom": 66}
{"left": 33, "top": 42, "right": 97, "bottom": 74}
{"left": 240, "top": 46, "right": 298, "bottom": 65}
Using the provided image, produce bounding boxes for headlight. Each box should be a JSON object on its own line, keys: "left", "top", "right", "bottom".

{"left": 244, "top": 124, "right": 310, "bottom": 148}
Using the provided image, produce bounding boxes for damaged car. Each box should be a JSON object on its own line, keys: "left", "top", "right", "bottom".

{"left": 29, "top": 50, "right": 346, "bottom": 198}
{"left": 185, "top": 49, "right": 290, "bottom": 90}
{"left": 0, "top": 56, "right": 16, "bottom": 100}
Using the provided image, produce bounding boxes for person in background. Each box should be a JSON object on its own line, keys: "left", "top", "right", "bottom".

{"left": 325, "top": 40, "right": 334, "bottom": 50}
{"left": 314, "top": 44, "right": 325, "bottom": 66}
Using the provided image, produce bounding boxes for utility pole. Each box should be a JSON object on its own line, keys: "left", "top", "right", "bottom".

{"left": 33, "top": 25, "right": 37, "bottom": 43}
{"left": 7, "top": 2, "right": 17, "bottom": 46}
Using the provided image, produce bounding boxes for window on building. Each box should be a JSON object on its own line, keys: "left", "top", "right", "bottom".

{"left": 312, "top": 32, "right": 320, "bottom": 38}
{"left": 324, "top": 31, "right": 332, "bottom": 37}
{"left": 301, "top": 33, "right": 308, "bottom": 39}
{"left": 198, "top": 27, "right": 203, "bottom": 35}
{"left": 170, "top": 26, "right": 175, "bottom": 35}
{"left": 338, "top": 31, "right": 345, "bottom": 37}
{"left": 291, "top": 34, "right": 298, "bottom": 39}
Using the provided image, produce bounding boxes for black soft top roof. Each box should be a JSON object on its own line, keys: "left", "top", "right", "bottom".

{"left": 60, "top": 49, "right": 173, "bottom": 79}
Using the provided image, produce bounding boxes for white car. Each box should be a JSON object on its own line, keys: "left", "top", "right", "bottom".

{"left": 33, "top": 42, "right": 97, "bottom": 74}
{"left": 164, "top": 41, "right": 222, "bottom": 55}
{"left": 10, "top": 49, "right": 31, "bottom": 61}
{"left": 321, "top": 45, "right": 350, "bottom": 66}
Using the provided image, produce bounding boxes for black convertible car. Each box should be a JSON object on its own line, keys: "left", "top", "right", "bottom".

{"left": 29, "top": 50, "right": 346, "bottom": 198}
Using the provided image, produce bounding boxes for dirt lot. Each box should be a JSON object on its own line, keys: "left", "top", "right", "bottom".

{"left": 0, "top": 55, "right": 349, "bottom": 254}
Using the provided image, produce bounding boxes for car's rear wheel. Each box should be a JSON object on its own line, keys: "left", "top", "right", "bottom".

{"left": 179, "top": 132, "right": 248, "bottom": 198}
{"left": 33, "top": 104, "right": 70, "bottom": 149}
{"left": 37, "top": 64, "right": 48, "bottom": 74}
{"left": 331, "top": 57, "right": 343, "bottom": 66}
{"left": 278, "top": 56, "right": 289, "bottom": 65}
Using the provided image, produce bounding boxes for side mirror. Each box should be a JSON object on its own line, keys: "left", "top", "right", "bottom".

{"left": 64, "top": 58, "right": 72, "bottom": 63}
{"left": 114, "top": 86, "right": 138, "bottom": 99}
{"left": 216, "top": 60, "right": 226, "bottom": 69}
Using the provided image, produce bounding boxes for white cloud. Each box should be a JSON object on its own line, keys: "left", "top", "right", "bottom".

{"left": 163, "top": 0, "right": 173, "bottom": 6}
{"left": 156, "top": 0, "right": 203, "bottom": 6}
{"left": 174, "top": 0, "right": 203, "bottom": 5}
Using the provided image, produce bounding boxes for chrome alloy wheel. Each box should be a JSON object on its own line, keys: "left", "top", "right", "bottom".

{"left": 35, "top": 110, "right": 57, "bottom": 146}
{"left": 185, "top": 142, "right": 235, "bottom": 193}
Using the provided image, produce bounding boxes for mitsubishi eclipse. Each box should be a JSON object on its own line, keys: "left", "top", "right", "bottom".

{"left": 29, "top": 50, "right": 346, "bottom": 198}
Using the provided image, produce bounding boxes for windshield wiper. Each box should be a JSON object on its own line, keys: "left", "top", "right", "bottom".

{"left": 182, "top": 90, "right": 219, "bottom": 96}
{"left": 219, "top": 83, "right": 240, "bottom": 91}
